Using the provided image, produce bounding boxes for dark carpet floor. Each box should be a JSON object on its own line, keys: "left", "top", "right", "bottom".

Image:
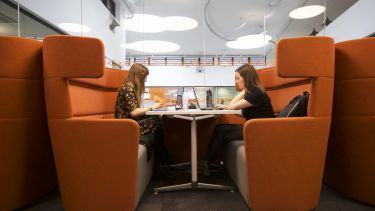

{"left": 18, "top": 167, "right": 375, "bottom": 211}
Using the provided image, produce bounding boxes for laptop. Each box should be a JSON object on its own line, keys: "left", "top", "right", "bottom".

{"left": 175, "top": 87, "right": 184, "bottom": 110}
{"left": 192, "top": 87, "right": 214, "bottom": 110}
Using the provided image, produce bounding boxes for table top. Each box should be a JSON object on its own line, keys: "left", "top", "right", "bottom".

{"left": 146, "top": 109, "right": 242, "bottom": 116}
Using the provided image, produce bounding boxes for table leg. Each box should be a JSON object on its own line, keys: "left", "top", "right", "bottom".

{"left": 154, "top": 116, "right": 235, "bottom": 194}
{"left": 191, "top": 120, "right": 198, "bottom": 183}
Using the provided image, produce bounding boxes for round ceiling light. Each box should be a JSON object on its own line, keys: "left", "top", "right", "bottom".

{"left": 124, "top": 14, "right": 198, "bottom": 33}
{"left": 226, "top": 34, "right": 272, "bottom": 49}
{"left": 289, "top": 5, "right": 326, "bottom": 19}
{"left": 163, "top": 16, "right": 199, "bottom": 31}
{"left": 123, "top": 14, "right": 166, "bottom": 33}
{"left": 121, "top": 40, "right": 180, "bottom": 53}
{"left": 58, "top": 23, "right": 91, "bottom": 33}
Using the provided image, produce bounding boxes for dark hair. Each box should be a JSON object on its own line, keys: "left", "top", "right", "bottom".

{"left": 235, "top": 64, "right": 265, "bottom": 92}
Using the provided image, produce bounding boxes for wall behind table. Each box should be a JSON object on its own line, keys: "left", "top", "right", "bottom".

{"left": 17, "top": 0, "right": 126, "bottom": 61}
{"left": 142, "top": 66, "right": 241, "bottom": 87}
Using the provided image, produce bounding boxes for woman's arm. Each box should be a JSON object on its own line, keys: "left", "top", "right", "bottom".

{"left": 229, "top": 90, "right": 246, "bottom": 106}
{"left": 130, "top": 103, "right": 163, "bottom": 118}
{"left": 228, "top": 99, "right": 252, "bottom": 110}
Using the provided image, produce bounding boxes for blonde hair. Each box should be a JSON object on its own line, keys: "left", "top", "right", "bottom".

{"left": 127, "top": 63, "right": 149, "bottom": 105}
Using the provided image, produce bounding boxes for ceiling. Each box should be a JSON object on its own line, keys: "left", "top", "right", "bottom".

{"left": 124, "top": 0, "right": 358, "bottom": 56}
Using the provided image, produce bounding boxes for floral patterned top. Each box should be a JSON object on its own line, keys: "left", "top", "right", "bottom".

{"left": 115, "top": 80, "right": 162, "bottom": 135}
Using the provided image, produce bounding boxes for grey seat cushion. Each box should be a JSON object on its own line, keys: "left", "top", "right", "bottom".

{"left": 136, "top": 144, "right": 154, "bottom": 206}
{"left": 224, "top": 140, "right": 249, "bottom": 205}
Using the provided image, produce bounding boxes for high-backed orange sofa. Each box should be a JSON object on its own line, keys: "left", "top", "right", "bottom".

{"left": 0, "top": 36, "right": 57, "bottom": 210}
{"left": 43, "top": 35, "right": 153, "bottom": 211}
{"left": 224, "top": 36, "right": 335, "bottom": 210}
{"left": 324, "top": 37, "right": 375, "bottom": 205}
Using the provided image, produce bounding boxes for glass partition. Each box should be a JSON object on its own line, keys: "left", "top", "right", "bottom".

{"left": 0, "top": 0, "right": 360, "bottom": 89}
{"left": 265, "top": 0, "right": 358, "bottom": 66}
{"left": 0, "top": 1, "right": 19, "bottom": 36}
{"left": 0, "top": 0, "right": 126, "bottom": 69}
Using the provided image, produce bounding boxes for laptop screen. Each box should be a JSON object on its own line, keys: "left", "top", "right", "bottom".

{"left": 175, "top": 87, "right": 184, "bottom": 110}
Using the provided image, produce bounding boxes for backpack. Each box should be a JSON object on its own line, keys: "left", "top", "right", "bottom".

{"left": 278, "top": 91, "right": 309, "bottom": 117}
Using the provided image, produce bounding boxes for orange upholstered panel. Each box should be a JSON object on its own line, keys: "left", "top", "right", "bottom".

{"left": 0, "top": 79, "right": 45, "bottom": 118}
{"left": 325, "top": 116, "right": 375, "bottom": 204}
{"left": 243, "top": 37, "right": 334, "bottom": 210}
{"left": 68, "top": 68, "right": 128, "bottom": 117}
{"left": 257, "top": 67, "right": 309, "bottom": 89}
{"left": 0, "top": 36, "right": 57, "bottom": 210}
{"left": 69, "top": 84, "right": 119, "bottom": 117}
{"left": 332, "top": 79, "right": 375, "bottom": 116}
{"left": 335, "top": 38, "right": 375, "bottom": 80}
{"left": 42, "top": 36, "right": 138, "bottom": 211}
{"left": 47, "top": 118, "right": 139, "bottom": 211}
{"left": 324, "top": 38, "right": 375, "bottom": 205}
{"left": 43, "top": 35, "right": 105, "bottom": 78}
{"left": 307, "top": 77, "right": 334, "bottom": 117}
{"left": 70, "top": 68, "right": 128, "bottom": 90}
{"left": 276, "top": 36, "right": 334, "bottom": 78}
{"left": 244, "top": 117, "right": 331, "bottom": 210}
{"left": 0, "top": 36, "right": 43, "bottom": 79}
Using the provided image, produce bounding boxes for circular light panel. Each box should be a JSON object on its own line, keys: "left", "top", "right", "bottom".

{"left": 226, "top": 34, "right": 272, "bottom": 49}
{"left": 121, "top": 40, "right": 180, "bottom": 53}
{"left": 124, "top": 14, "right": 198, "bottom": 33}
{"left": 124, "top": 14, "right": 166, "bottom": 33}
{"left": 58, "top": 23, "right": 91, "bottom": 33}
{"left": 164, "top": 16, "right": 198, "bottom": 31}
{"left": 289, "top": 5, "right": 326, "bottom": 19}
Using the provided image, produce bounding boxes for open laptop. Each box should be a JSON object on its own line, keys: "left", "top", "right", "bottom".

{"left": 175, "top": 87, "right": 184, "bottom": 110}
{"left": 192, "top": 87, "right": 214, "bottom": 110}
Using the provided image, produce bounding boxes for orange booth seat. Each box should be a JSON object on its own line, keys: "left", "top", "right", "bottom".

{"left": 324, "top": 38, "right": 375, "bottom": 205}
{"left": 0, "top": 36, "right": 57, "bottom": 210}
{"left": 224, "top": 36, "right": 335, "bottom": 210}
{"left": 43, "top": 35, "right": 153, "bottom": 211}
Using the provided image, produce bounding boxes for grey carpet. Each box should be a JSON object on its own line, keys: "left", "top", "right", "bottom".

{"left": 18, "top": 168, "right": 375, "bottom": 211}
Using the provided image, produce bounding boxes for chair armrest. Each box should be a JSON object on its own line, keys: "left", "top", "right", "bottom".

{"left": 48, "top": 118, "right": 140, "bottom": 211}
{"left": 243, "top": 117, "right": 331, "bottom": 210}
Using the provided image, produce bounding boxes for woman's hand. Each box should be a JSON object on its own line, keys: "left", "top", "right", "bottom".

{"left": 214, "top": 104, "right": 228, "bottom": 110}
{"left": 151, "top": 102, "right": 165, "bottom": 109}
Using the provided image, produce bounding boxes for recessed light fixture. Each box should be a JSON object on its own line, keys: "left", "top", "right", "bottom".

{"left": 226, "top": 34, "right": 272, "bottom": 49}
{"left": 124, "top": 14, "right": 198, "bottom": 33}
{"left": 121, "top": 40, "right": 180, "bottom": 53}
{"left": 58, "top": 23, "right": 91, "bottom": 33}
{"left": 289, "top": 5, "right": 326, "bottom": 19}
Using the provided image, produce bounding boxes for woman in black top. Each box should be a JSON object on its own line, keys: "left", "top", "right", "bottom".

{"left": 206, "top": 64, "right": 274, "bottom": 165}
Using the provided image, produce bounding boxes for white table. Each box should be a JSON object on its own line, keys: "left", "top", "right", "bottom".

{"left": 146, "top": 109, "right": 242, "bottom": 193}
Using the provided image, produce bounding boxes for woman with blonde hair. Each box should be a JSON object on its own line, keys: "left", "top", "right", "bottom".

{"left": 205, "top": 64, "right": 274, "bottom": 167}
{"left": 115, "top": 63, "right": 169, "bottom": 164}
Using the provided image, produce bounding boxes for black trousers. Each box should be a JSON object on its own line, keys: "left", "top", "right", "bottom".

{"left": 206, "top": 124, "right": 244, "bottom": 163}
{"left": 140, "top": 126, "right": 172, "bottom": 163}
